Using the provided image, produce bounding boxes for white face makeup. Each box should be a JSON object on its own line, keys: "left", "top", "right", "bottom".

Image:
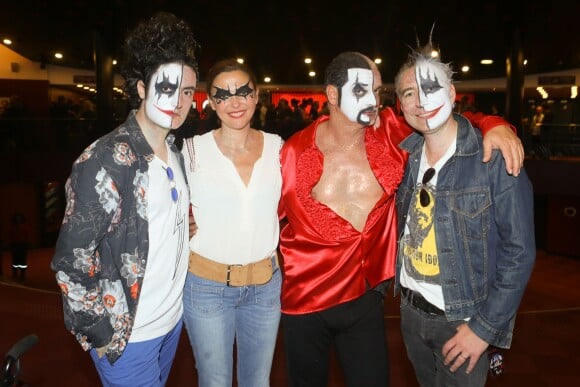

{"left": 144, "top": 62, "right": 195, "bottom": 129}
{"left": 340, "top": 68, "right": 376, "bottom": 125}
{"left": 415, "top": 61, "right": 453, "bottom": 130}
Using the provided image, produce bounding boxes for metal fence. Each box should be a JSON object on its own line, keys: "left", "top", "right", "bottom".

{"left": 521, "top": 123, "right": 580, "bottom": 159}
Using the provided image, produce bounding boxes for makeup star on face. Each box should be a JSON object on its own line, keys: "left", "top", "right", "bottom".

{"left": 415, "top": 61, "right": 453, "bottom": 130}
{"left": 144, "top": 62, "right": 196, "bottom": 129}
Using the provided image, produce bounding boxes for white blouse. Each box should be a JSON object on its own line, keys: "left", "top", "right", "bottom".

{"left": 182, "top": 130, "right": 283, "bottom": 265}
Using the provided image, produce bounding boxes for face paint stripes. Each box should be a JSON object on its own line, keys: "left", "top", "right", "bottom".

{"left": 154, "top": 72, "right": 179, "bottom": 102}
{"left": 145, "top": 63, "right": 185, "bottom": 128}
{"left": 418, "top": 67, "right": 443, "bottom": 96}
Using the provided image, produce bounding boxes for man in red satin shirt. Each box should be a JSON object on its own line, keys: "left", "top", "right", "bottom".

{"left": 278, "top": 51, "right": 523, "bottom": 387}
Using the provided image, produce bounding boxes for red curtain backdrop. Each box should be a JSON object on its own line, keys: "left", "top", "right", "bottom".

{"left": 193, "top": 91, "right": 208, "bottom": 113}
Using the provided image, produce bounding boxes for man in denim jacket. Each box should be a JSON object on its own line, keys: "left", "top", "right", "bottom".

{"left": 394, "top": 44, "right": 535, "bottom": 387}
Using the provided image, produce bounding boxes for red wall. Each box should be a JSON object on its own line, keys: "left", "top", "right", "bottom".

{"left": 193, "top": 91, "right": 208, "bottom": 113}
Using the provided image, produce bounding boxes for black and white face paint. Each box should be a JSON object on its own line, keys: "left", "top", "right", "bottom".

{"left": 415, "top": 60, "right": 453, "bottom": 130}
{"left": 145, "top": 63, "right": 185, "bottom": 128}
{"left": 212, "top": 80, "right": 255, "bottom": 104}
{"left": 340, "top": 68, "right": 376, "bottom": 125}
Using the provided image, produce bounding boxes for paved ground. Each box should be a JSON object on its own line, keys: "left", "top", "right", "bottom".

{"left": 1, "top": 248, "right": 579, "bottom": 386}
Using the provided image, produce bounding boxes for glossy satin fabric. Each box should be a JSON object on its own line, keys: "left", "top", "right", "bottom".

{"left": 278, "top": 109, "right": 510, "bottom": 314}
{"left": 279, "top": 109, "right": 410, "bottom": 314}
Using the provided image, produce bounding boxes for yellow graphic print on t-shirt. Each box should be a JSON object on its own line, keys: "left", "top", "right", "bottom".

{"left": 401, "top": 188, "right": 440, "bottom": 283}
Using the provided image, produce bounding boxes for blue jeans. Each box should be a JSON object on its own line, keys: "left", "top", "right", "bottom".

{"left": 90, "top": 320, "right": 182, "bottom": 387}
{"left": 182, "top": 269, "right": 282, "bottom": 387}
{"left": 400, "top": 297, "right": 489, "bottom": 387}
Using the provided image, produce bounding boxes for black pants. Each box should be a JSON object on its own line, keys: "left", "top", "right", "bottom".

{"left": 282, "top": 289, "right": 389, "bottom": 387}
{"left": 11, "top": 242, "right": 28, "bottom": 267}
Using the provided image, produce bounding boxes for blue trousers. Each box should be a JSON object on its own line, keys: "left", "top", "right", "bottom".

{"left": 90, "top": 320, "right": 183, "bottom": 387}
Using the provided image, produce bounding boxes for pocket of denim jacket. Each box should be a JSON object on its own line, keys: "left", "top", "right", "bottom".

{"left": 450, "top": 190, "right": 491, "bottom": 239}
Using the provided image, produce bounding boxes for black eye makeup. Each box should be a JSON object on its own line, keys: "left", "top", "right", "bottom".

{"left": 212, "top": 81, "right": 255, "bottom": 103}
{"left": 154, "top": 72, "right": 179, "bottom": 101}
{"left": 418, "top": 69, "right": 443, "bottom": 96}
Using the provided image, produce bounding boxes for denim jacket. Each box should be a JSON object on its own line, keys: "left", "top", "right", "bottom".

{"left": 51, "top": 110, "right": 187, "bottom": 364}
{"left": 395, "top": 114, "right": 535, "bottom": 348}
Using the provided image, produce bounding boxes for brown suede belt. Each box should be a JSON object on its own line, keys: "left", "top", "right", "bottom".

{"left": 188, "top": 251, "right": 278, "bottom": 287}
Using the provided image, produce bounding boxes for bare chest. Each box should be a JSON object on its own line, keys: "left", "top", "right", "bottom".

{"left": 311, "top": 147, "right": 384, "bottom": 231}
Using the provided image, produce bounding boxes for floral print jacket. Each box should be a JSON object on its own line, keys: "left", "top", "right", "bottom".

{"left": 51, "top": 110, "right": 186, "bottom": 365}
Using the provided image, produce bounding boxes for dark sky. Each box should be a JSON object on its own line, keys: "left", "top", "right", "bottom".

{"left": 1, "top": 0, "right": 579, "bottom": 85}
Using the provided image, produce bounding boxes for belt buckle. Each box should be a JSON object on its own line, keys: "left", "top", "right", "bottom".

{"left": 226, "top": 254, "right": 276, "bottom": 287}
{"left": 226, "top": 264, "right": 243, "bottom": 287}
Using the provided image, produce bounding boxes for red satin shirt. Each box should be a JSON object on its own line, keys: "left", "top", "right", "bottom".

{"left": 278, "top": 109, "right": 408, "bottom": 314}
{"left": 278, "top": 109, "right": 508, "bottom": 314}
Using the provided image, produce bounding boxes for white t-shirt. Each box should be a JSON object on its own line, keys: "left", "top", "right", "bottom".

{"left": 131, "top": 146, "right": 190, "bottom": 342}
{"left": 182, "top": 130, "right": 282, "bottom": 264}
{"left": 400, "top": 140, "right": 456, "bottom": 310}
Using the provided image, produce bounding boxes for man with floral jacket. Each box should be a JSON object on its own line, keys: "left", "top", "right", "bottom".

{"left": 51, "top": 12, "right": 198, "bottom": 386}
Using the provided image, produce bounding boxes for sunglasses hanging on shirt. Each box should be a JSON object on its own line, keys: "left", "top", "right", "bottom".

{"left": 164, "top": 166, "right": 179, "bottom": 203}
{"left": 419, "top": 167, "right": 435, "bottom": 207}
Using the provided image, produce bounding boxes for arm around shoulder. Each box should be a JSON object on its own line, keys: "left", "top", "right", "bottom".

{"left": 464, "top": 111, "right": 524, "bottom": 176}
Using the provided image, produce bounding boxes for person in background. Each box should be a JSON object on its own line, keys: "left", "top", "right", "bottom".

{"left": 531, "top": 104, "right": 545, "bottom": 143}
{"left": 51, "top": 12, "right": 198, "bottom": 386}
{"left": 278, "top": 51, "right": 523, "bottom": 387}
{"left": 274, "top": 98, "right": 294, "bottom": 140}
{"left": 181, "top": 59, "right": 283, "bottom": 387}
{"left": 530, "top": 104, "right": 552, "bottom": 158}
{"left": 10, "top": 212, "right": 29, "bottom": 282}
{"left": 394, "top": 42, "right": 535, "bottom": 387}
